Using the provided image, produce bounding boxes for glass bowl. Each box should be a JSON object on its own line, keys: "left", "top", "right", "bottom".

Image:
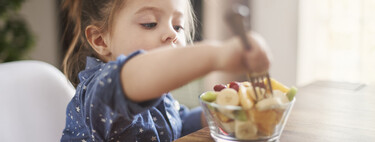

{"left": 199, "top": 93, "right": 295, "bottom": 142}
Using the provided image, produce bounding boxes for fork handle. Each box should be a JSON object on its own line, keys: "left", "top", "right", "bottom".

{"left": 225, "top": 5, "right": 252, "bottom": 51}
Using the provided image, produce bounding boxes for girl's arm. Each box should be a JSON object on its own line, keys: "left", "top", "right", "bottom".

{"left": 122, "top": 33, "right": 270, "bottom": 102}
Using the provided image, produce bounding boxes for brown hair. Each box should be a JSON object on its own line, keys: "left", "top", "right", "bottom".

{"left": 62, "top": 0, "right": 196, "bottom": 87}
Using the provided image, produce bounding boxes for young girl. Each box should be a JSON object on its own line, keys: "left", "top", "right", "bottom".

{"left": 61, "top": 0, "right": 271, "bottom": 141}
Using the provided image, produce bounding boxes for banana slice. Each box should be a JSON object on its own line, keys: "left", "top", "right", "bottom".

{"left": 256, "top": 87, "right": 266, "bottom": 100}
{"left": 241, "top": 81, "right": 252, "bottom": 87}
{"left": 255, "top": 97, "right": 283, "bottom": 111}
{"left": 246, "top": 87, "right": 256, "bottom": 101}
{"left": 246, "top": 86, "right": 266, "bottom": 101}
{"left": 273, "top": 90, "right": 289, "bottom": 104}
{"left": 216, "top": 88, "right": 240, "bottom": 106}
{"left": 235, "top": 120, "right": 257, "bottom": 139}
{"left": 239, "top": 85, "right": 254, "bottom": 109}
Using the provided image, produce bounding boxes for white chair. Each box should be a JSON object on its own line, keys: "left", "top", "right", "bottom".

{"left": 0, "top": 60, "right": 75, "bottom": 142}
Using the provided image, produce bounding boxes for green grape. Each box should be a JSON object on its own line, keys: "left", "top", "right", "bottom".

{"left": 201, "top": 91, "right": 218, "bottom": 102}
{"left": 286, "top": 86, "right": 298, "bottom": 101}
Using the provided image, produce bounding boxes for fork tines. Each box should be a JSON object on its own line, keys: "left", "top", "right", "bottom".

{"left": 247, "top": 72, "right": 274, "bottom": 101}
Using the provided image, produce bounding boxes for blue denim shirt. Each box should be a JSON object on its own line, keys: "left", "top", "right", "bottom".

{"left": 61, "top": 50, "right": 202, "bottom": 142}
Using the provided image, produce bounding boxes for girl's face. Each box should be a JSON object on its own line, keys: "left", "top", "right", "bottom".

{"left": 107, "top": 0, "right": 188, "bottom": 60}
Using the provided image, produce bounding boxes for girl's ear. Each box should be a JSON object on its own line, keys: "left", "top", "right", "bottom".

{"left": 85, "top": 25, "right": 111, "bottom": 56}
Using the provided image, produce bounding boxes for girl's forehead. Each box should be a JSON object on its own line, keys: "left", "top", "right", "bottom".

{"left": 124, "top": 0, "right": 187, "bottom": 15}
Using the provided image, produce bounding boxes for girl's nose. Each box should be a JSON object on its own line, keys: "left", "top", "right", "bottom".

{"left": 161, "top": 26, "right": 178, "bottom": 44}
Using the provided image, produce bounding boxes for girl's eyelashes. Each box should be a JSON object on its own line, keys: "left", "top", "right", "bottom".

{"left": 173, "top": 25, "right": 184, "bottom": 32}
{"left": 140, "top": 23, "right": 157, "bottom": 29}
{"left": 140, "top": 23, "right": 184, "bottom": 32}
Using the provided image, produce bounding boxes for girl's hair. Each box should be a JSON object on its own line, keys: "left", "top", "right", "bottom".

{"left": 62, "top": 0, "right": 196, "bottom": 87}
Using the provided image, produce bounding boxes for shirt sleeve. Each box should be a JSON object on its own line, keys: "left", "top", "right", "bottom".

{"left": 81, "top": 50, "right": 164, "bottom": 139}
{"left": 179, "top": 106, "right": 203, "bottom": 137}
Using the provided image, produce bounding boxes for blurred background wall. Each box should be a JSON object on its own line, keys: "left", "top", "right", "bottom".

{"left": 19, "top": 0, "right": 61, "bottom": 67}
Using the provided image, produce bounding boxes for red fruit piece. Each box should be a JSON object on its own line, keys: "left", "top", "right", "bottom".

{"left": 214, "top": 84, "right": 227, "bottom": 92}
{"left": 229, "top": 81, "right": 240, "bottom": 92}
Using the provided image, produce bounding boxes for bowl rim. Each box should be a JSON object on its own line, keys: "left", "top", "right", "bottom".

{"left": 199, "top": 92, "right": 296, "bottom": 111}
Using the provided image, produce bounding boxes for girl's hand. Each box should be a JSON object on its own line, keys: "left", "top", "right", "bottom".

{"left": 244, "top": 32, "right": 272, "bottom": 73}
{"left": 217, "top": 31, "right": 272, "bottom": 73}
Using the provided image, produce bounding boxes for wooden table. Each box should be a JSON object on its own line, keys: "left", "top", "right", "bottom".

{"left": 175, "top": 81, "right": 375, "bottom": 142}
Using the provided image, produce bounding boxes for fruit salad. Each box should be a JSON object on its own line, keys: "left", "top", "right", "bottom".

{"left": 200, "top": 78, "right": 297, "bottom": 140}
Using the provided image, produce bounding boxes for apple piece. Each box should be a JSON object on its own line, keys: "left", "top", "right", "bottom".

{"left": 251, "top": 109, "right": 278, "bottom": 136}
{"left": 221, "top": 121, "right": 235, "bottom": 134}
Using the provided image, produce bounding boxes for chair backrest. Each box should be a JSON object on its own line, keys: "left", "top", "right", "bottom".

{"left": 0, "top": 60, "right": 75, "bottom": 142}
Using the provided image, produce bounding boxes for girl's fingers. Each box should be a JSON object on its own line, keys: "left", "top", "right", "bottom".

{"left": 246, "top": 50, "right": 269, "bottom": 73}
{"left": 244, "top": 33, "right": 271, "bottom": 73}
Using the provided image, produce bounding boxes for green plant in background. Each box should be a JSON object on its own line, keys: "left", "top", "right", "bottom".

{"left": 0, "top": 0, "right": 34, "bottom": 62}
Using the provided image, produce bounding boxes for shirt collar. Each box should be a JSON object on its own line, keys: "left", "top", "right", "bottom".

{"left": 78, "top": 56, "right": 104, "bottom": 82}
{"left": 86, "top": 56, "right": 103, "bottom": 69}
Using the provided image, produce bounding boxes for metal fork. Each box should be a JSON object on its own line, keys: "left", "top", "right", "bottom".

{"left": 225, "top": 4, "right": 273, "bottom": 100}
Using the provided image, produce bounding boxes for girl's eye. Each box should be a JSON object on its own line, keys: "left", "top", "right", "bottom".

{"left": 173, "top": 25, "right": 184, "bottom": 32}
{"left": 141, "top": 23, "right": 157, "bottom": 29}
